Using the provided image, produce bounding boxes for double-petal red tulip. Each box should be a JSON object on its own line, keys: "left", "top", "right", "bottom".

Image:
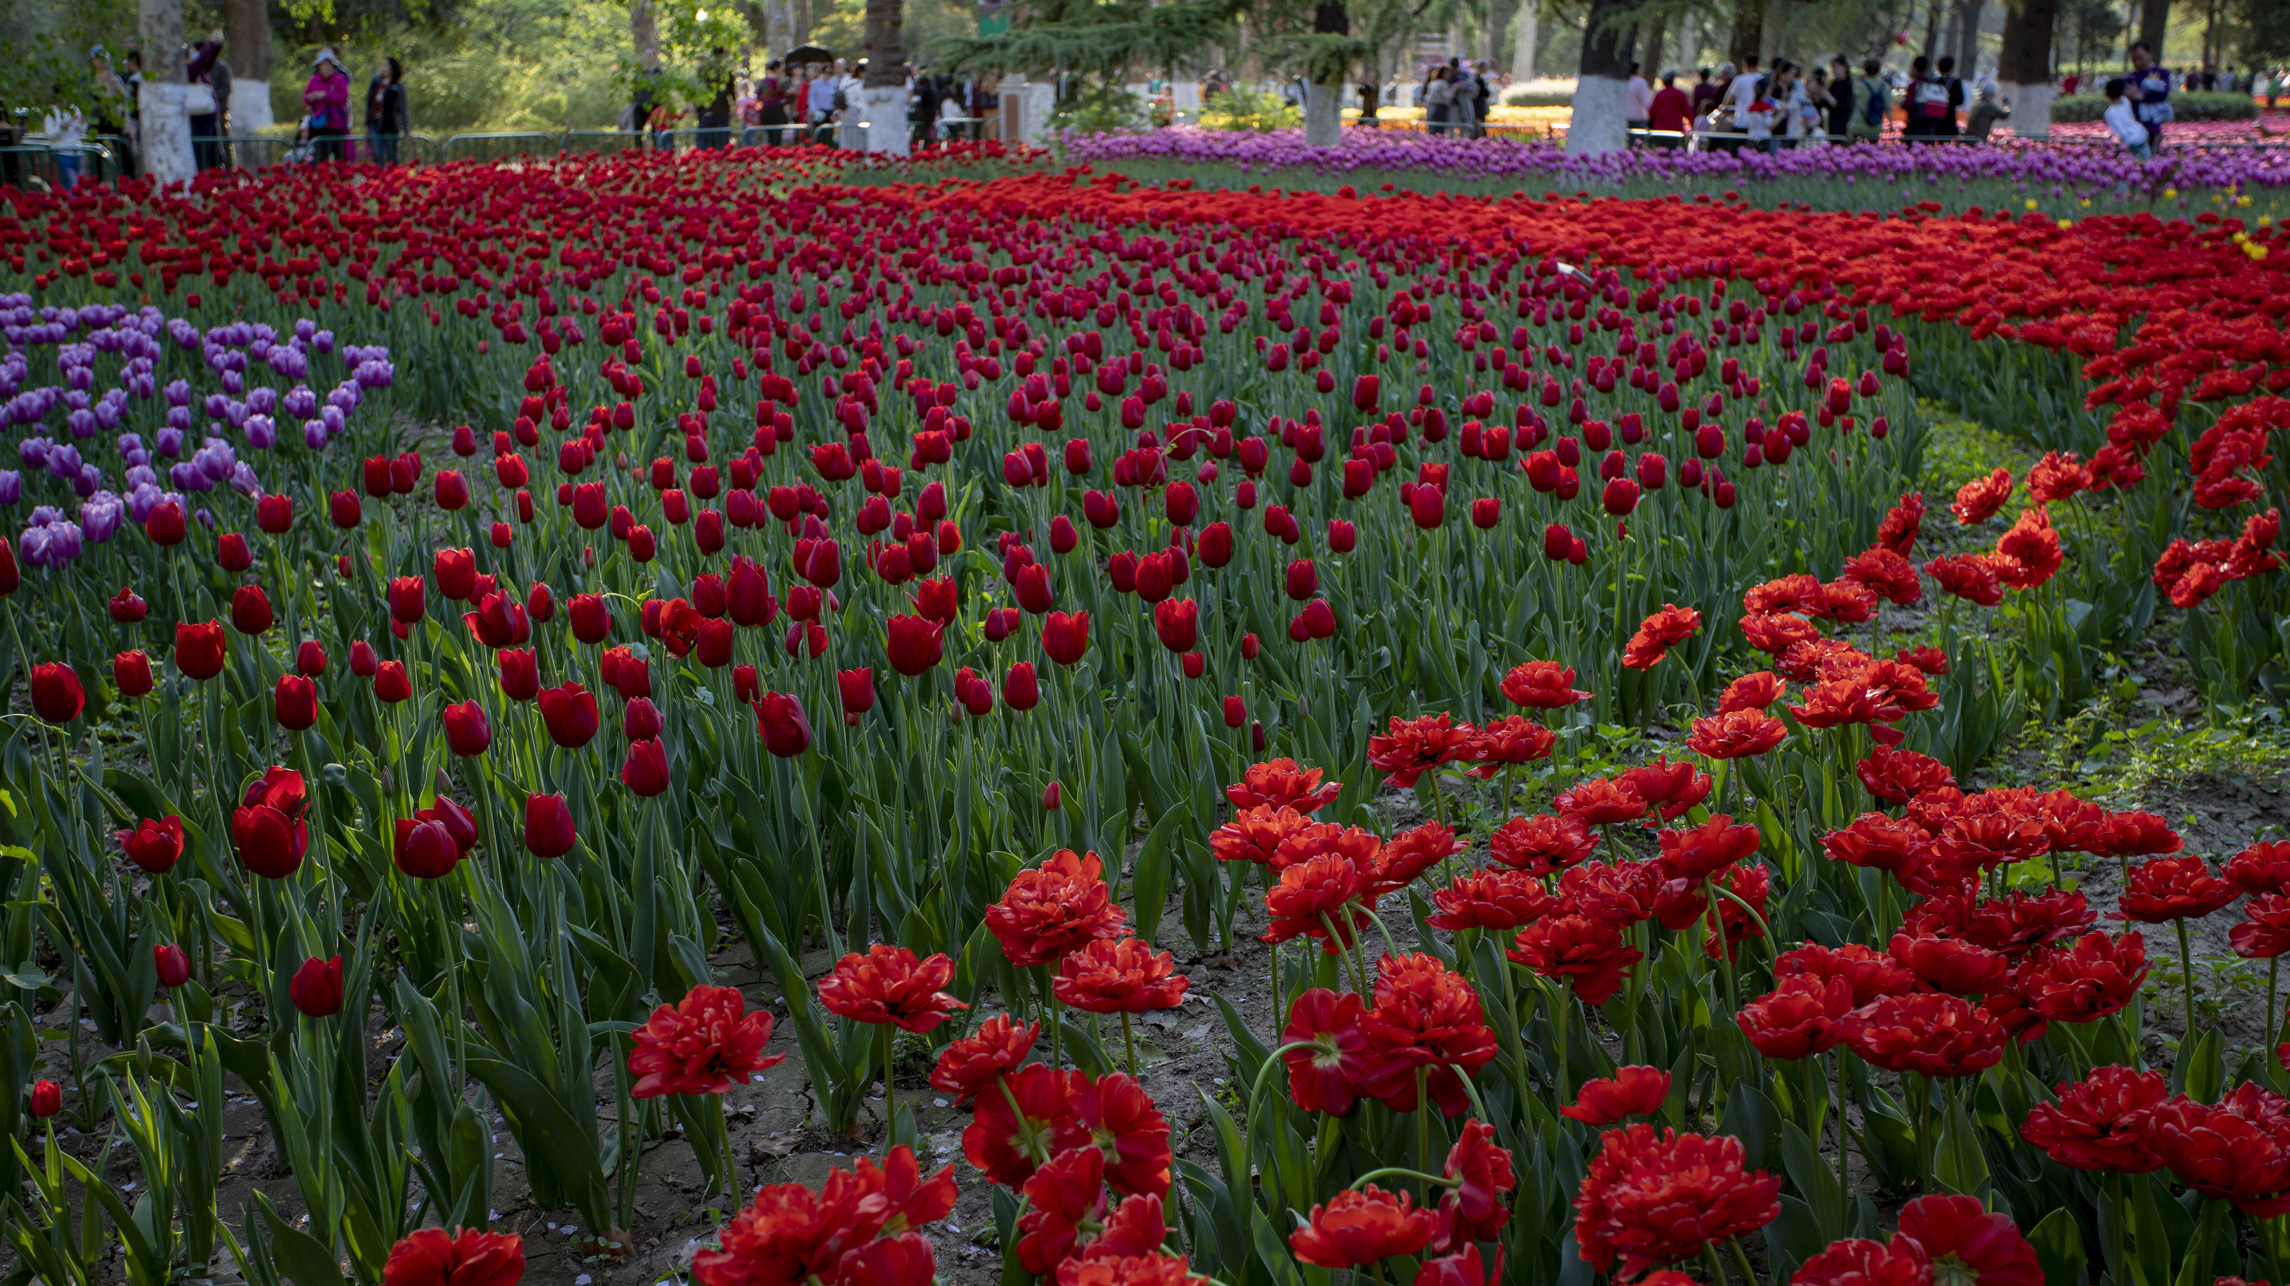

{"left": 818, "top": 943, "right": 968, "bottom": 1032}
{"left": 628, "top": 984, "right": 785, "bottom": 1097}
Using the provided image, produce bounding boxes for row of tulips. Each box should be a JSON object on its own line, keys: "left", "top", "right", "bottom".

{"left": 0, "top": 143, "right": 2280, "bottom": 1286}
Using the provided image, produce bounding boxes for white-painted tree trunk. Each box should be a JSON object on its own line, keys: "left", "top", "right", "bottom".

{"left": 2005, "top": 81, "right": 2053, "bottom": 136}
{"left": 1565, "top": 73, "right": 1629, "bottom": 153}
{"left": 762, "top": 0, "right": 798, "bottom": 54}
{"left": 229, "top": 79, "right": 273, "bottom": 132}
{"left": 858, "top": 85, "right": 910, "bottom": 155}
{"left": 1511, "top": 2, "right": 1539, "bottom": 80}
{"left": 1304, "top": 78, "right": 1343, "bottom": 146}
{"left": 140, "top": 81, "right": 196, "bottom": 186}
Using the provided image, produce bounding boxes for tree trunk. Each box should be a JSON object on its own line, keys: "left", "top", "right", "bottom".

{"left": 761, "top": 0, "right": 797, "bottom": 55}
{"left": 1921, "top": 0, "right": 1941, "bottom": 57}
{"left": 140, "top": 0, "right": 195, "bottom": 185}
{"left": 1999, "top": 0, "right": 2059, "bottom": 135}
{"left": 2138, "top": 0, "right": 2168, "bottom": 61}
{"left": 1956, "top": 0, "right": 1983, "bottom": 74}
{"left": 1488, "top": 0, "right": 1520, "bottom": 66}
{"left": 1728, "top": 0, "right": 1764, "bottom": 69}
{"left": 1511, "top": 0, "right": 1539, "bottom": 80}
{"left": 1568, "top": 0, "right": 1634, "bottom": 153}
{"left": 858, "top": 0, "right": 906, "bottom": 153}
{"left": 1304, "top": 1, "right": 1348, "bottom": 147}
{"left": 1943, "top": 2, "right": 1963, "bottom": 65}
{"left": 631, "top": 0, "right": 662, "bottom": 69}
{"left": 222, "top": 0, "right": 273, "bottom": 130}
{"left": 1641, "top": 12, "right": 1667, "bottom": 76}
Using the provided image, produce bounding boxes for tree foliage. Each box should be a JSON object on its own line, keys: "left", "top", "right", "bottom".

{"left": 934, "top": 0, "right": 1241, "bottom": 81}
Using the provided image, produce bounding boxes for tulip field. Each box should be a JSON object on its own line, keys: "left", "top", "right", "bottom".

{"left": 0, "top": 138, "right": 2286, "bottom": 1286}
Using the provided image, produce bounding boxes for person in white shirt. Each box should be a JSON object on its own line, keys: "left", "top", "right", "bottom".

{"left": 1626, "top": 61, "right": 1653, "bottom": 136}
{"left": 838, "top": 61, "right": 866, "bottom": 150}
{"left": 42, "top": 104, "right": 87, "bottom": 189}
{"left": 2102, "top": 78, "right": 2150, "bottom": 158}
{"left": 1725, "top": 55, "right": 1765, "bottom": 130}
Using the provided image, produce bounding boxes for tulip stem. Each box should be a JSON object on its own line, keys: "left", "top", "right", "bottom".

{"left": 1834, "top": 1051, "right": 1851, "bottom": 1197}
{"left": 1347, "top": 1166, "right": 1456, "bottom": 1191}
{"left": 1121, "top": 1011, "right": 1137, "bottom": 1079}
{"left": 1704, "top": 1243, "right": 1734, "bottom": 1286}
{"left": 880, "top": 1021, "right": 895, "bottom": 1136}
{"left": 1728, "top": 1236, "right": 1759, "bottom": 1286}
{"left": 2176, "top": 917, "right": 2199, "bottom": 1057}
{"left": 2268, "top": 957, "right": 2281, "bottom": 1087}
{"left": 1414, "top": 1065, "right": 1430, "bottom": 1197}
{"left": 2109, "top": 1172, "right": 2128, "bottom": 1284}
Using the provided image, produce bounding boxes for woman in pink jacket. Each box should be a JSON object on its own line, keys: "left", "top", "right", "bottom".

{"left": 304, "top": 49, "right": 351, "bottom": 162}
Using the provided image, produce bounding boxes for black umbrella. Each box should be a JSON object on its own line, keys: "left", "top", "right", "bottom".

{"left": 784, "top": 44, "right": 835, "bottom": 68}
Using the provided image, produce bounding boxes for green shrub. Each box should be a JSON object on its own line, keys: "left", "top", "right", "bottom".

{"left": 2050, "top": 90, "right": 2257, "bottom": 122}
{"left": 1053, "top": 85, "right": 1150, "bottom": 135}
{"left": 1201, "top": 86, "right": 1300, "bottom": 132}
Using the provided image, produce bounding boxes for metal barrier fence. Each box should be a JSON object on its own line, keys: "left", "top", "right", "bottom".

{"left": 435, "top": 132, "right": 559, "bottom": 164}
{"left": 0, "top": 141, "right": 121, "bottom": 189}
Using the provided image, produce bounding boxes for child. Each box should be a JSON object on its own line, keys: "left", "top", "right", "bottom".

{"left": 2102, "top": 79, "right": 2150, "bottom": 159}
{"left": 1742, "top": 96, "right": 1778, "bottom": 150}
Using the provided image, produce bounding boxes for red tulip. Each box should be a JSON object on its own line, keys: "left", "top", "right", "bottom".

{"left": 115, "top": 815, "right": 184, "bottom": 873}
{"left": 144, "top": 500, "right": 186, "bottom": 546}
{"left": 388, "top": 576, "right": 426, "bottom": 624}
{"left": 1153, "top": 599, "right": 1198, "bottom": 653}
{"left": 524, "top": 792, "right": 577, "bottom": 858}
{"left": 288, "top": 955, "right": 344, "bottom": 1017}
{"left": 273, "top": 674, "right": 318, "bottom": 731}
{"left": 756, "top": 691, "right": 814, "bottom": 757}
{"left": 29, "top": 662, "right": 82, "bottom": 723}
{"left": 28, "top": 1079, "right": 61, "bottom": 1118}
{"left": 621, "top": 738, "right": 669, "bottom": 796}
{"left": 113, "top": 649, "right": 154, "bottom": 697}
{"left": 394, "top": 816, "right": 460, "bottom": 879}
{"left": 107, "top": 586, "right": 147, "bottom": 622}
{"left": 154, "top": 943, "right": 191, "bottom": 988}
{"left": 442, "top": 701, "right": 492, "bottom": 757}
{"left": 174, "top": 621, "right": 227, "bottom": 681}
{"left": 538, "top": 682, "right": 599, "bottom": 747}
{"left": 886, "top": 614, "right": 945, "bottom": 676}
{"left": 373, "top": 661, "right": 413, "bottom": 703}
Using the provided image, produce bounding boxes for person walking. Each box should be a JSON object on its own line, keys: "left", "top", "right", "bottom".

{"left": 1647, "top": 71, "right": 1692, "bottom": 145}
{"left": 1934, "top": 54, "right": 1965, "bottom": 138}
{"left": 43, "top": 99, "right": 87, "bottom": 188}
{"left": 364, "top": 57, "right": 407, "bottom": 164}
{"left": 1723, "top": 55, "right": 1764, "bottom": 130}
{"left": 2125, "top": 43, "right": 2171, "bottom": 149}
{"left": 1849, "top": 57, "right": 1887, "bottom": 141}
{"left": 187, "top": 39, "right": 227, "bottom": 170}
{"left": 1826, "top": 57, "right": 1854, "bottom": 138}
{"left": 696, "top": 61, "right": 734, "bottom": 149}
{"left": 1625, "top": 60, "right": 1653, "bottom": 140}
{"left": 757, "top": 61, "right": 791, "bottom": 145}
{"left": 1691, "top": 67, "right": 1724, "bottom": 120}
{"left": 1904, "top": 55, "right": 1948, "bottom": 141}
{"left": 304, "top": 49, "right": 351, "bottom": 162}
{"left": 1420, "top": 66, "right": 1451, "bottom": 136}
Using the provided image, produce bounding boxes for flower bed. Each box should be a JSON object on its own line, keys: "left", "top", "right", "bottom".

{"left": 0, "top": 143, "right": 2283, "bottom": 1286}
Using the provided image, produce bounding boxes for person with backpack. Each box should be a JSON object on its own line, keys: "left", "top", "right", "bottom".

{"left": 1934, "top": 54, "right": 1964, "bottom": 137}
{"left": 1850, "top": 57, "right": 1887, "bottom": 141}
{"left": 1904, "top": 55, "right": 1949, "bottom": 141}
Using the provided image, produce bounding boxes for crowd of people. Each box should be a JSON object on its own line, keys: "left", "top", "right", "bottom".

{"left": 6, "top": 30, "right": 2287, "bottom": 191}
{"left": 1626, "top": 41, "right": 2261, "bottom": 154}
{"left": 629, "top": 61, "right": 999, "bottom": 153}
